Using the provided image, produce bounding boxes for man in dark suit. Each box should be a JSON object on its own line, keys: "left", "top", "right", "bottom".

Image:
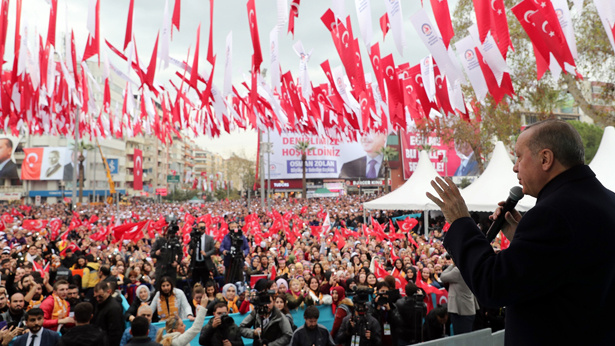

{"left": 0, "top": 138, "right": 18, "bottom": 180}
{"left": 92, "top": 282, "right": 125, "bottom": 346}
{"left": 339, "top": 132, "right": 387, "bottom": 179}
{"left": 453, "top": 141, "right": 480, "bottom": 176}
{"left": 45, "top": 150, "right": 63, "bottom": 178}
{"left": 190, "top": 220, "right": 216, "bottom": 286}
{"left": 427, "top": 120, "right": 615, "bottom": 345}
{"left": 12, "top": 308, "right": 60, "bottom": 346}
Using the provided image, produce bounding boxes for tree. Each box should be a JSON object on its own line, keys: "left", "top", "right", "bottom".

{"left": 439, "top": 1, "right": 615, "bottom": 168}
{"left": 226, "top": 152, "right": 256, "bottom": 196}
{"left": 379, "top": 146, "right": 398, "bottom": 193}
{"left": 568, "top": 120, "right": 604, "bottom": 163}
{"left": 293, "top": 140, "right": 314, "bottom": 199}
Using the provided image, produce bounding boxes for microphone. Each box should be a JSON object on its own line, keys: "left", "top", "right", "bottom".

{"left": 485, "top": 186, "right": 524, "bottom": 242}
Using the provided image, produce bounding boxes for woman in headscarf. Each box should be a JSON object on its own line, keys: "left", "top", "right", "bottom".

{"left": 125, "top": 284, "right": 153, "bottom": 322}
{"left": 330, "top": 286, "right": 353, "bottom": 339}
{"left": 220, "top": 283, "right": 240, "bottom": 313}
{"left": 276, "top": 278, "right": 289, "bottom": 296}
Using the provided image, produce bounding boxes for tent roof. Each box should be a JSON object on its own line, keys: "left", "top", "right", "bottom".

{"left": 460, "top": 141, "right": 536, "bottom": 212}
{"left": 589, "top": 126, "right": 615, "bottom": 193}
{"left": 364, "top": 151, "right": 441, "bottom": 210}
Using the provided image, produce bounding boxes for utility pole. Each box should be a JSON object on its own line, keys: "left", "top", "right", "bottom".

{"left": 72, "top": 106, "right": 80, "bottom": 208}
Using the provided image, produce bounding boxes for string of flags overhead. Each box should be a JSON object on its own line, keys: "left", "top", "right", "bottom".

{"left": 0, "top": 0, "right": 606, "bottom": 143}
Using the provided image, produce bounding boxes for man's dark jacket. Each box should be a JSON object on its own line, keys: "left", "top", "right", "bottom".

{"left": 199, "top": 317, "right": 244, "bottom": 346}
{"left": 93, "top": 295, "right": 126, "bottom": 346}
{"left": 58, "top": 324, "right": 108, "bottom": 346}
{"left": 444, "top": 165, "right": 615, "bottom": 345}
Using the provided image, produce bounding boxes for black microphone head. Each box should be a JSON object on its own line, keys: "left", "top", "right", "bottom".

{"left": 509, "top": 186, "right": 524, "bottom": 202}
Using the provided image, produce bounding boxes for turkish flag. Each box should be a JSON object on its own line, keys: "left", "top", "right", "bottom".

{"left": 22, "top": 219, "right": 48, "bottom": 231}
{"left": 373, "top": 260, "right": 388, "bottom": 279}
{"left": 473, "top": 0, "right": 512, "bottom": 58}
{"left": 397, "top": 218, "right": 418, "bottom": 233}
{"left": 134, "top": 148, "right": 143, "bottom": 190}
{"left": 246, "top": 0, "right": 262, "bottom": 70}
{"left": 1, "top": 214, "right": 12, "bottom": 225}
{"left": 287, "top": 0, "right": 300, "bottom": 37}
{"left": 82, "top": 0, "right": 100, "bottom": 63}
{"left": 380, "top": 13, "right": 390, "bottom": 41}
{"left": 21, "top": 148, "right": 44, "bottom": 180}
{"left": 60, "top": 242, "right": 80, "bottom": 257}
{"left": 112, "top": 220, "right": 149, "bottom": 242}
{"left": 430, "top": 0, "right": 454, "bottom": 48}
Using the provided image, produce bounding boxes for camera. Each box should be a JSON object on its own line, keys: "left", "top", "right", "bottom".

{"left": 229, "top": 229, "right": 244, "bottom": 258}
{"left": 252, "top": 290, "right": 274, "bottom": 316}
{"left": 219, "top": 314, "right": 235, "bottom": 328}
{"left": 352, "top": 288, "right": 372, "bottom": 316}
{"left": 374, "top": 292, "right": 390, "bottom": 307}
{"left": 165, "top": 216, "right": 179, "bottom": 237}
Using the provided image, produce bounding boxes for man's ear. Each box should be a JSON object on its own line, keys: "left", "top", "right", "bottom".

{"left": 540, "top": 149, "right": 555, "bottom": 171}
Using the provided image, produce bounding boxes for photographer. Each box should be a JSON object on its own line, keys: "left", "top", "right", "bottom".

{"left": 189, "top": 221, "right": 215, "bottom": 286}
{"left": 238, "top": 290, "right": 293, "bottom": 346}
{"left": 394, "top": 282, "right": 427, "bottom": 345}
{"left": 199, "top": 302, "right": 244, "bottom": 346}
{"left": 371, "top": 282, "right": 402, "bottom": 346}
{"left": 220, "top": 221, "right": 249, "bottom": 284}
{"left": 335, "top": 291, "right": 381, "bottom": 346}
{"left": 151, "top": 219, "right": 183, "bottom": 287}
{"left": 290, "top": 306, "right": 335, "bottom": 346}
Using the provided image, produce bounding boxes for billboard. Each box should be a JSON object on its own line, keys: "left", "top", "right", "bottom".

{"left": 267, "top": 132, "right": 388, "bottom": 180}
{"left": 21, "top": 147, "right": 87, "bottom": 181}
{"left": 400, "top": 131, "right": 464, "bottom": 179}
{"left": 0, "top": 136, "right": 19, "bottom": 181}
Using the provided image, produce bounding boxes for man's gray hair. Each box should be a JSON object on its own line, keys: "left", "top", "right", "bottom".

{"left": 524, "top": 119, "right": 585, "bottom": 168}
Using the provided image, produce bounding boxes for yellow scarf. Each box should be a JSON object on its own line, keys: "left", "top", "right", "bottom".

{"left": 27, "top": 296, "right": 44, "bottom": 310}
{"left": 51, "top": 294, "right": 69, "bottom": 331}
{"left": 225, "top": 296, "right": 239, "bottom": 314}
{"left": 158, "top": 293, "right": 179, "bottom": 321}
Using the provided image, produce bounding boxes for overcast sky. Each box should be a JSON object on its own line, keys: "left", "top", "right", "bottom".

{"left": 5, "top": 0, "right": 460, "bottom": 159}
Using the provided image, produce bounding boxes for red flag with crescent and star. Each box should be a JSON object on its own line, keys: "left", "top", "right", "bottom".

{"left": 21, "top": 148, "right": 44, "bottom": 180}
{"left": 134, "top": 148, "right": 143, "bottom": 190}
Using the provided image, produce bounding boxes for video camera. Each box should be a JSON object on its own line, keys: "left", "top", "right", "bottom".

{"left": 374, "top": 292, "right": 392, "bottom": 307}
{"left": 229, "top": 229, "right": 244, "bottom": 258}
{"left": 252, "top": 290, "right": 275, "bottom": 316}
{"left": 165, "top": 216, "right": 180, "bottom": 237}
{"left": 352, "top": 288, "right": 373, "bottom": 316}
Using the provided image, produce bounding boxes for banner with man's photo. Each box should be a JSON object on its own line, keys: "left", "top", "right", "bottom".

{"left": 21, "top": 147, "right": 86, "bottom": 181}
{"left": 0, "top": 135, "right": 20, "bottom": 181}
{"left": 268, "top": 132, "right": 389, "bottom": 180}
{"left": 400, "top": 131, "right": 465, "bottom": 179}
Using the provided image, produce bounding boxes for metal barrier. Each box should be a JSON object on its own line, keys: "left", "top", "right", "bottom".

{"left": 151, "top": 304, "right": 335, "bottom": 346}
{"left": 415, "top": 328, "right": 505, "bottom": 346}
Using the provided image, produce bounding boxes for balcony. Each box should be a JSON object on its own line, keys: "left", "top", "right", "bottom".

{"left": 126, "top": 161, "right": 134, "bottom": 168}
{"left": 126, "top": 148, "right": 135, "bottom": 155}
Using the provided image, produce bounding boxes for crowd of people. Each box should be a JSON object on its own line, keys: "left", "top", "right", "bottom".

{"left": 0, "top": 194, "right": 503, "bottom": 346}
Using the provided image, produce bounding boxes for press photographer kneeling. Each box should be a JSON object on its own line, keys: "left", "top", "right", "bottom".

{"left": 395, "top": 282, "right": 427, "bottom": 345}
{"left": 334, "top": 288, "right": 381, "bottom": 346}
{"left": 238, "top": 288, "right": 293, "bottom": 346}
{"left": 371, "top": 282, "right": 402, "bottom": 346}
{"left": 199, "top": 302, "right": 244, "bottom": 346}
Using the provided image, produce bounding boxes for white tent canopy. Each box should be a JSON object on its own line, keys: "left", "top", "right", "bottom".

{"left": 460, "top": 141, "right": 536, "bottom": 212}
{"left": 589, "top": 126, "right": 615, "bottom": 193}
{"left": 364, "top": 151, "right": 441, "bottom": 211}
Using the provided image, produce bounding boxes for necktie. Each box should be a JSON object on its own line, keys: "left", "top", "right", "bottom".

{"left": 29, "top": 334, "right": 37, "bottom": 346}
{"left": 367, "top": 159, "right": 377, "bottom": 178}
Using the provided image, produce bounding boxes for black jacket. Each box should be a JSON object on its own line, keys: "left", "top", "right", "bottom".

{"left": 239, "top": 307, "right": 293, "bottom": 346}
{"left": 394, "top": 296, "right": 425, "bottom": 344}
{"left": 93, "top": 296, "right": 125, "bottom": 346}
{"left": 124, "top": 336, "right": 162, "bottom": 346}
{"left": 199, "top": 318, "right": 244, "bottom": 346}
{"left": 58, "top": 324, "right": 108, "bottom": 346}
{"left": 334, "top": 314, "right": 381, "bottom": 346}
{"left": 444, "top": 165, "right": 615, "bottom": 345}
{"left": 290, "top": 324, "right": 335, "bottom": 346}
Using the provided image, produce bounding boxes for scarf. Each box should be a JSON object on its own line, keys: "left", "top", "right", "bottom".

{"left": 225, "top": 296, "right": 239, "bottom": 314}
{"left": 158, "top": 292, "right": 179, "bottom": 321}
{"left": 51, "top": 294, "right": 69, "bottom": 331}
{"left": 28, "top": 295, "right": 44, "bottom": 310}
{"left": 330, "top": 286, "right": 346, "bottom": 314}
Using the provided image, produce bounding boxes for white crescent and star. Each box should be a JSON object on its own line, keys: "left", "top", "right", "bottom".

{"left": 524, "top": 10, "right": 537, "bottom": 24}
